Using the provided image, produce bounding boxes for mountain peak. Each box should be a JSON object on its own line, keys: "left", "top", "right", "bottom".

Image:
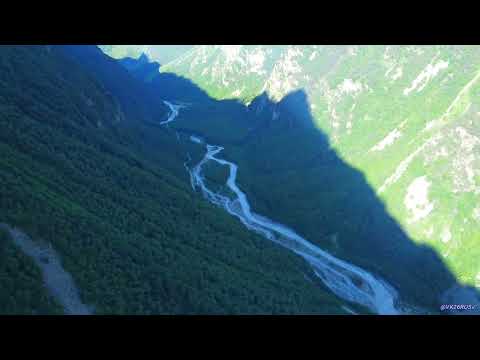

{"left": 138, "top": 52, "right": 150, "bottom": 64}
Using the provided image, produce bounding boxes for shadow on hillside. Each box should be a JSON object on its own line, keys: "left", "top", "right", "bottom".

{"left": 128, "top": 67, "right": 480, "bottom": 313}
{"left": 273, "top": 90, "right": 480, "bottom": 313}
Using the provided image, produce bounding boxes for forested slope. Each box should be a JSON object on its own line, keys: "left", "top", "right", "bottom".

{"left": 0, "top": 45, "right": 346, "bottom": 314}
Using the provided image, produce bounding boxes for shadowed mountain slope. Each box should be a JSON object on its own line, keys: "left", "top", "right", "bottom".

{"left": 161, "top": 75, "right": 480, "bottom": 312}
{"left": 0, "top": 45, "right": 348, "bottom": 314}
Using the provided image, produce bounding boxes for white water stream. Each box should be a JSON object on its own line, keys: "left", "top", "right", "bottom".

{"left": 164, "top": 101, "right": 404, "bottom": 315}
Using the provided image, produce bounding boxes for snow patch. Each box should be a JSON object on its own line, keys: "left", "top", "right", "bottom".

{"left": 348, "top": 46, "right": 358, "bottom": 56}
{"left": 404, "top": 176, "right": 434, "bottom": 223}
{"left": 231, "top": 88, "right": 243, "bottom": 97}
{"left": 370, "top": 128, "right": 402, "bottom": 152}
{"left": 392, "top": 67, "right": 403, "bottom": 80}
{"left": 385, "top": 65, "right": 403, "bottom": 81}
{"left": 339, "top": 78, "right": 363, "bottom": 95}
{"left": 441, "top": 227, "right": 452, "bottom": 243}
{"left": 472, "top": 207, "right": 480, "bottom": 222}
{"left": 404, "top": 60, "right": 449, "bottom": 95}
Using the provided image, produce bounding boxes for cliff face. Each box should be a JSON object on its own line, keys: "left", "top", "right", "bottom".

{"left": 158, "top": 45, "right": 480, "bottom": 293}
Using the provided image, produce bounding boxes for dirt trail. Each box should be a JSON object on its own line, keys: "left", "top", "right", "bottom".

{"left": 1, "top": 223, "right": 92, "bottom": 315}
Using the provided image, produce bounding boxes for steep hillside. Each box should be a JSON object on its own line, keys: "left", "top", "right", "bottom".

{"left": 0, "top": 45, "right": 348, "bottom": 314}
{"left": 60, "top": 45, "right": 169, "bottom": 124}
{"left": 152, "top": 45, "right": 480, "bottom": 295}
{"left": 119, "top": 53, "right": 161, "bottom": 82}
